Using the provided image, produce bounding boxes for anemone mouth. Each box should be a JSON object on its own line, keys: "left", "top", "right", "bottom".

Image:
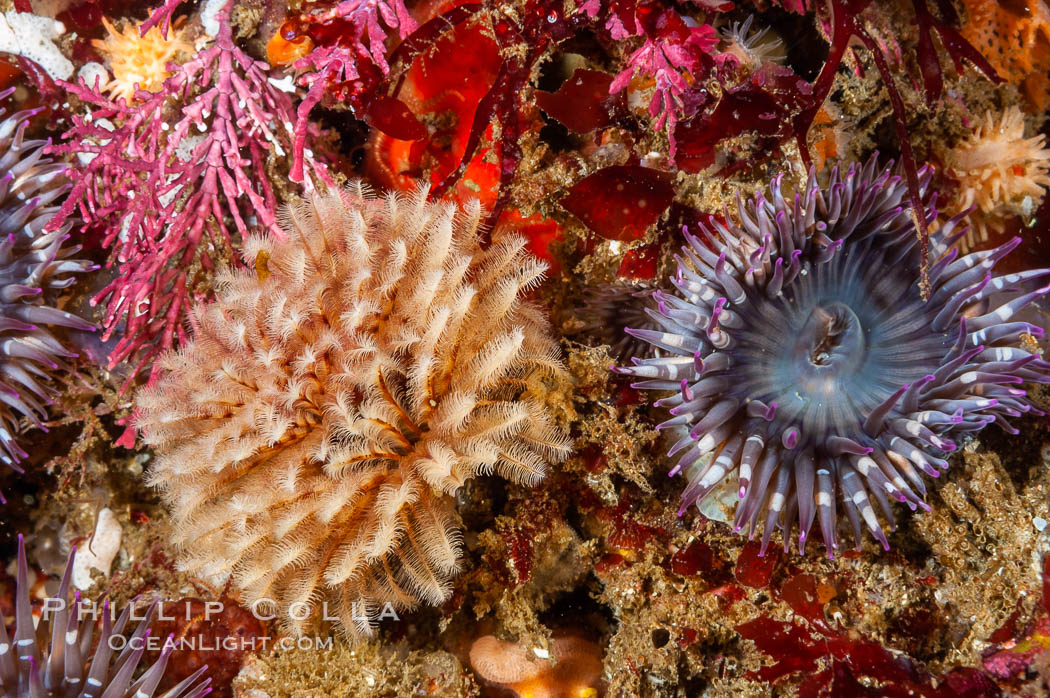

{"left": 732, "top": 239, "right": 955, "bottom": 450}
{"left": 617, "top": 156, "right": 1050, "bottom": 557}
{"left": 797, "top": 301, "right": 863, "bottom": 369}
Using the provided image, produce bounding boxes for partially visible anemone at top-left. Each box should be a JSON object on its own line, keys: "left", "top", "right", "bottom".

{"left": 0, "top": 96, "right": 95, "bottom": 497}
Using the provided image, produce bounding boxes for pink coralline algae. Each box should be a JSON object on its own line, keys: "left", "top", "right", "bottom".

{"left": 46, "top": 0, "right": 325, "bottom": 389}
{"left": 287, "top": 0, "right": 418, "bottom": 182}
{"left": 608, "top": 5, "right": 719, "bottom": 156}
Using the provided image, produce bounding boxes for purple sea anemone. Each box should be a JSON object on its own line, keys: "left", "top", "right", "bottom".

{"left": 615, "top": 156, "right": 1050, "bottom": 556}
{"left": 577, "top": 281, "right": 660, "bottom": 362}
{"left": 0, "top": 103, "right": 95, "bottom": 490}
{"left": 0, "top": 535, "right": 211, "bottom": 697}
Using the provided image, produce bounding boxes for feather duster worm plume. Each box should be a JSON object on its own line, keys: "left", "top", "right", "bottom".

{"left": 138, "top": 185, "right": 571, "bottom": 638}
{"left": 616, "top": 156, "right": 1050, "bottom": 556}
{"left": 0, "top": 535, "right": 211, "bottom": 698}
{"left": 0, "top": 101, "right": 94, "bottom": 493}
{"left": 943, "top": 106, "right": 1050, "bottom": 250}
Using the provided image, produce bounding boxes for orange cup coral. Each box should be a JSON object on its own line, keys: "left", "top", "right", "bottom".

{"left": 137, "top": 184, "right": 571, "bottom": 639}
{"left": 92, "top": 17, "right": 191, "bottom": 103}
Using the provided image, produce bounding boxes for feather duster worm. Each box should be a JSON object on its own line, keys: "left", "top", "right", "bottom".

{"left": 0, "top": 103, "right": 94, "bottom": 489}
{"left": 616, "top": 156, "right": 1050, "bottom": 556}
{"left": 138, "top": 185, "right": 571, "bottom": 639}
{"left": 0, "top": 535, "right": 211, "bottom": 698}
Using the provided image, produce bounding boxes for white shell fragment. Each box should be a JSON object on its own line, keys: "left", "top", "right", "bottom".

{"left": 72, "top": 507, "right": 123, "bottom": 590}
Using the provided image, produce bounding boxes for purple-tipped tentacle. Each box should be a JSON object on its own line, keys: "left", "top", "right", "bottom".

{"left": 614, "top": 155, "right": 1050, "bottom": 556}
{"left": 1, "top": 535, "right": 212, "bottom": 696}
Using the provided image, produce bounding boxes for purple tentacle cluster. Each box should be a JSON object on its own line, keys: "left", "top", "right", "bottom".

{"left": 615, "top": 156, "right": 1050, "bottom": 556}
{"left": 0, "top": 103, "right": 95, "bottom": 488}
{"left": 577, "top": 280, "right": 661, "bottom": 362}
{"left": 0, "top": 535, "right": 211, "bottom": 698}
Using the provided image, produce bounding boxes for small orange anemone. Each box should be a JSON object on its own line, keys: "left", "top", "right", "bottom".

{"left": 943, "top": 106, "right": 1050, "bottom": 250}
{"left": 92, "top": 17, "right": 191, "bottom": 103}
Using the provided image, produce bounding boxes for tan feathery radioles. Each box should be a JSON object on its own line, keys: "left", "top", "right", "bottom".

{"left": 138, "top": 184, "right": 571, "bottom": 639}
